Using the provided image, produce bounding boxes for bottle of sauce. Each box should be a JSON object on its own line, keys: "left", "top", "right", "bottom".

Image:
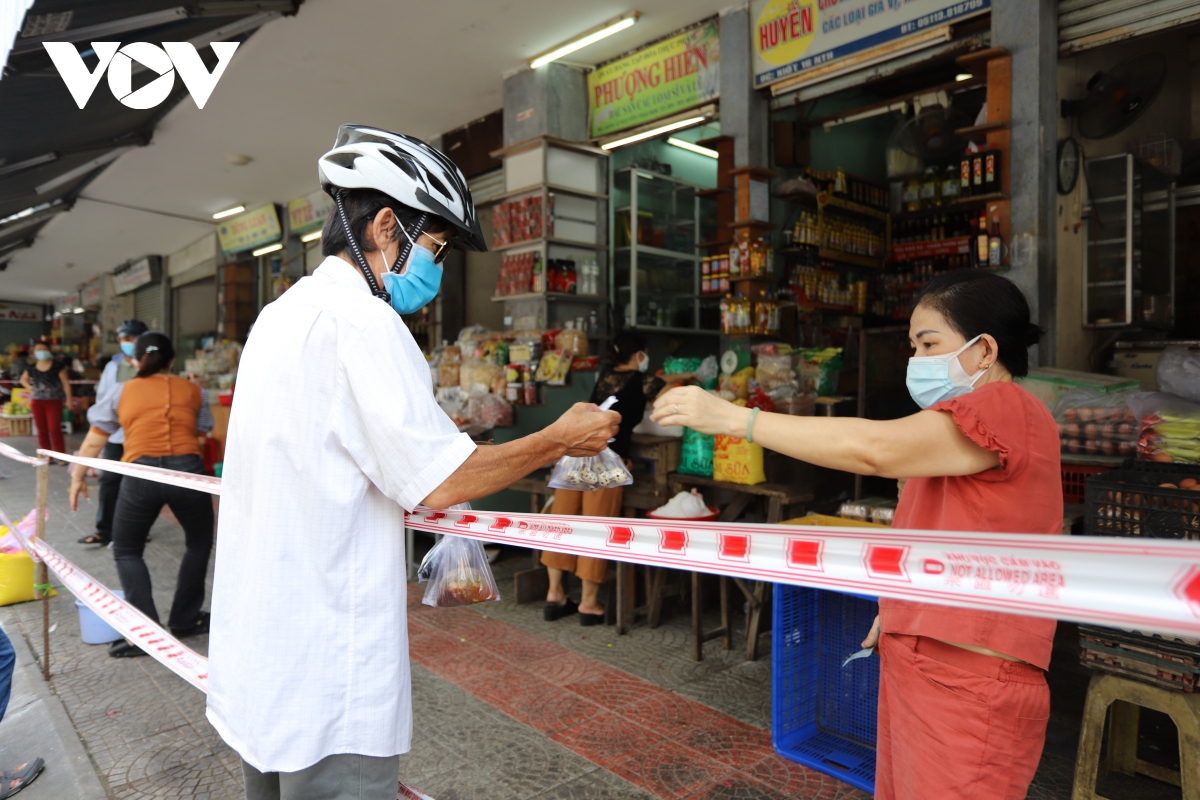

{"left": 988, "top": 214, "right": 1003, "bottom": 267}
{"left": 942, "top": 163, "right": 960, "bottom": 204}
{"left": 920, "top": 167, "right": 939, "bottom": 209}
{"left": 903, "top": 175, "right": 922, "bottom": 212}
{"left": 974, "top": 212, "right": 989, "bottom": 268}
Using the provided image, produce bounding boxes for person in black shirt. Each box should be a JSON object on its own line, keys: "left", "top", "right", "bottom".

{"left": 542, "top": 332, "right": 670, "bottom": 625}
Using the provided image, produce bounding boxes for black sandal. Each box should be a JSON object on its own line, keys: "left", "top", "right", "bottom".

{"left": 77, "top": 534, "right": 108, "bottom": 546}
{"left": 0, "top": 758, "right": 44, "bottom": 798}
{"left": 170, "top": 611, "right": 209, "bottom": 639}
{"left": 579, "top": 611, "right": 605, "bottom": 627}
{"left": 108, "top": 640, "right": 146, "bottom": 658}
{"left": 543, "top": 598, "right": 578, "bottom": 621}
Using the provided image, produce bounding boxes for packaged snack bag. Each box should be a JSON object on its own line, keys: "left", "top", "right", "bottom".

{"left": 713, "top": 434, "right": 766, "bottom": 485}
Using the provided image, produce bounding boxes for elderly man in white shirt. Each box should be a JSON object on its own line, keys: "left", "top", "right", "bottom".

{"left": 207, "top": 126, "right": 619, "bottom": 800}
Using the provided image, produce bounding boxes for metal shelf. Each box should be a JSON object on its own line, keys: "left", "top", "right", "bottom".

{"left": 615, "top": 245, "right": 698, "bottom": 261}
{"left": 492, "top": 237, "right": 605, "bottom": 252}
{"left": 492, "top": 292, "right": 608, "bottom": 303}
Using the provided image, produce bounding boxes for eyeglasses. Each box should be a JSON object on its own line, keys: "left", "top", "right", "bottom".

{"left": 422, "top": 231, "right": 452, "bottom": 264}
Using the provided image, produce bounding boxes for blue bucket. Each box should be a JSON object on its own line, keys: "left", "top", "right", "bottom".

{"left": 75, "top": 590, "right": 124, "bottom": 645}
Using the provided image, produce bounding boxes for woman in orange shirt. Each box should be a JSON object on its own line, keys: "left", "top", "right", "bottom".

{"left": 652, "top": 271, "right": 1060, "bottom": 800}
{"left": 69, "top": 332, "right": 215, "bottom": 658}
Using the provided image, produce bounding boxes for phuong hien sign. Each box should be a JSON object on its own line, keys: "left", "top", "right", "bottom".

{"left": 216, "top": 203, "right": 281, "bottom": 255}
{"left": 0, "top": 303, "right": 42, "bottom": 322}
{"left": 589, "top": 21, "right": 720, "bottom": 139}
{"left": 751, "top": 0, "right": 990, "bottom": 89}
{"left": 287, "top": 191, "right": 334, "bottom": 236}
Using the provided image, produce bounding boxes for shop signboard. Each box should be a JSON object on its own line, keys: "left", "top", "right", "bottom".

{"left": 216, "top": 203, "right": 282, "bottom": 255}
{"left": 751, "top": 0, "right": 990, "bottom": 88}
{"left": 0, "top": 302, "right": 43, "bottom": 322}
{"left": 81, "top": 277, "right": 103, "bottom": 308}
{"left": 57, "top": 292, "right": 79, "bottom": 314}
{"left": 287, "top": 191, "right": 334, "bottom": 236}
{"left": 112, "top": 257, "right": 155, "bottom": 295}
{"left": 588, "top": 20, "right": 720, "bottom": 139}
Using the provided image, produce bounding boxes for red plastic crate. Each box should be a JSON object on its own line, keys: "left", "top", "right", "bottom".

{"left": 1061, "top": 464, "right": 1113, "bottom": 504}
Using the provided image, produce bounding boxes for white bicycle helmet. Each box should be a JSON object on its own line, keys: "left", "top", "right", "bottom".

{"left": 318, "top": 124, "right": 487, "bottom": 300}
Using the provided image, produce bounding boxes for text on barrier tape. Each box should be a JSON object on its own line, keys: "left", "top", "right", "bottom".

{"left": 38, "top": 450, "right": 221, "bottom": 495}
{"left": 0, "top": 504, "right": 435, "bottom": 800}
{"left": 405, "top": 507, "right": 1200, "bottom": 638}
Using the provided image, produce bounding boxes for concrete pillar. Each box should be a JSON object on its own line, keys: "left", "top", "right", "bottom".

{"left": 992, "top": 0, "right": 1058, "bottom": 366}
{"left": 719, "top": 3, "right": 769, "bottom": 167}
{"left": 502, "top": 64, "right": 588, "bottom": 145}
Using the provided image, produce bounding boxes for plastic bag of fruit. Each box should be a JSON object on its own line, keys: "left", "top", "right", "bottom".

{"left": 417, "top": 510, "right": 501, "bottom": 608}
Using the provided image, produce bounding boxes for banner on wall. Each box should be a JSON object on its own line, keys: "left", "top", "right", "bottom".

{"left": 216, "top": 203, "right": 281, "bottom": 255}
{"left": 588, "top": 20, "right": 720, "bottom": 139}
{"left": 0, "top": 302, "right": 42, "bottom": 322}
{"left": 287, "top": 191, "right": 334, "bottom": 236}
{"left": 111, "top": 257, "right": 156, "bottom": 295}
{"left": 751, "top": 0, "right": 990, "bottom": 88}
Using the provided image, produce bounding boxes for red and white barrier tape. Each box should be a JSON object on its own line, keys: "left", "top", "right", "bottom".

{"left": 0, "top": 442, "right": 49, "bottom": 467}
{"left": 406, "top": 507, "right": 1200, "bottom": 639}
{"left": 38, "top": 450, "right": 221, "bottom": 495}
{"left": 0, "top": 505, "right": 435, "bottom": 800}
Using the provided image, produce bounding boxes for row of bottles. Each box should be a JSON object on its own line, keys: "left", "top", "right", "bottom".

{"left": 893, "top": 212, "right": 977, "bottom": 243}
{"left": 822, "top": 217, "right": 884, "bottom": 258}
{"left": 902, "top": 164, "right": 961, "bottom": 212}
{"left": 973, "top": 212, "right": 1004, "bottom": 268}
{"left": 728, "top": 237, "right": 776, "bottom": 279}
{"left": 789, "top": 266, "right": 868, "bottom": 314}
{"left": 808, "top": 167, "right": 889, "bottom": 210}
{"left": 719, "top": 292, "right": 782, "bottom": 335}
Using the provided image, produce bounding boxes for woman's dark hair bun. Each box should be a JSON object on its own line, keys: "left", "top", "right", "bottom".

{"left": 134, "top": 331, "right": 175, "bottom": 378}
{"left": 915, "top": 271, "right": 1039, "bottom": 378}
{"left": 608, "top": 331, "right": 647, "bottom": 366}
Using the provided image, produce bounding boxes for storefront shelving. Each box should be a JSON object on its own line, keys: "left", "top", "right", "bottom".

{"left": 487, "top": 136, "right": 610, "bottom": 335}
{"left": 612, "top": 166, "right": 719, "bottom": 333}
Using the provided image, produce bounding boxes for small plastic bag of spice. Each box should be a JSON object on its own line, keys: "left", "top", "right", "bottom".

{"left": 417, "top": 507, "right": 501, "bottom": 608}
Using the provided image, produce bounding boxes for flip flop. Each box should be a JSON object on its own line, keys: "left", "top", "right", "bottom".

{"left": 108, "top": 640, "right": 147, "bottom": 659}
{"left": 579, "top": 611, "right": 605, "bottom": 627}
{"left": 543, "top": 598, "right": 579, "bottom": 621}
{"left": 77, "top": 534, "right": 108, "bottom": 546}
{"left": 0, "top": 757, "right": 43, "bottom": 797}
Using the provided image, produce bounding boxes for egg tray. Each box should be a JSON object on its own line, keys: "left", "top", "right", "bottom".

{"left": 1083, "top": 462, "right": 1200, "bottom": 540}
{"left": 1079, "top": 624, "right": 1200, "bottom": 693}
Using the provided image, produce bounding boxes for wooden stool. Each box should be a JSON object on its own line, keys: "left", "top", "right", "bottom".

{"left": 1073, "top": 672, "right": 1200, "bottom": 799}
{"left": 615, "top": 563, "right": 681, "bottom": 634}
{"left": 671, "top": 474, "right": 811, "bottom": 662}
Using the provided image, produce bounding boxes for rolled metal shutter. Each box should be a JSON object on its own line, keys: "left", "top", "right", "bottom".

{"left": 1059, "top": 0, "right": 1200, "bottom": 54}
{"left": 134, "top": 283, "right": 164, "bottom": 331}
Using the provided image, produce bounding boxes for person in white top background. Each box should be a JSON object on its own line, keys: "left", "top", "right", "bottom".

{"left": 206, "top": 125, "right": 620, "bottom": 800}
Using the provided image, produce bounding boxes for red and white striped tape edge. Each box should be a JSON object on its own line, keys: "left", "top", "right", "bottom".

{"left": 406, "top": 507, "right": 1200, "bottom": 639}
{"left": 38, "top": 450, "right": 221, "bottom": 495}
{"left": 0, "top": 506, "right": 436, "bottom": 800}
{"left": 0, "top": 442, "right": 48, "bottom": 467}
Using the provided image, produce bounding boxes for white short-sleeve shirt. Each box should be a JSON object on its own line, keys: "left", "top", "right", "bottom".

{"left": 206, "top": 256, "right": 475, "bottom": 773}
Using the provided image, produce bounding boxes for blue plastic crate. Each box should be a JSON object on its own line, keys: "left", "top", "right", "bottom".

{"left": 771, "top": 584, "right": 879, "bottom": 794}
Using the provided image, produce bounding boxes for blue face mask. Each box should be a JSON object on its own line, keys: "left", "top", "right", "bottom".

{"left": 120, "top": 341, "right": 136, "bottom": 357}
{"left": 906, "top": 334, "right": 986, "bottom": 409}
{"left": 381, "top": 244, "right": 442, "bottom": 316}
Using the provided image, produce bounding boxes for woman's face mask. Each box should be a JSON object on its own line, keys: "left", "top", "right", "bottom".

{"left": 34, "top": 350, "right": 51, "bottom": 361}
{"left": 637, "top": 352, "right": 650, "bottom": 373}
{"left": 906, "top": 334, "right": 987, "bottom": 408}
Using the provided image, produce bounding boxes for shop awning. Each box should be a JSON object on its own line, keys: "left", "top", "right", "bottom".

{"left": 0, "top": 0, "right": 297, "bottom": 267}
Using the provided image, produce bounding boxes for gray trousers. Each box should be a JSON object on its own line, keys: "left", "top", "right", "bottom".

{"left": 242, "top": 754, "right": 400, "bottom": 800}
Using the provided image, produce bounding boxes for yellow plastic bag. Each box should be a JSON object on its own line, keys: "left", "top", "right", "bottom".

{"left": 713, "top": 434, "right": 766, "bottom": 485}
{"left": 0, "top": 551, "right": 37, "bottom": 606}
{"left": 728, "top": 367, "right": 755, "bottom": 401}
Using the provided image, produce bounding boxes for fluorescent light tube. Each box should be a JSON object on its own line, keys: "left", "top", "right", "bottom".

{"left": 252, "top": 243, "right": 283, "bottom": 257}
{"left": 956, "top": 73, "right": 973, "bottom": 82}
{"left": 530, "top": 13, "right": 638, "bottom": 69}
{"left": 667, "top": 138, "right": 718, "bottom": 159}
{"left": 300, "top": 230, "right": 322, "bottom": 243}
{"left": 601, "top": 117, "right": 707, "bottom": 150}
{"left": 73, "top": 307, "right": 84, "bottom": 314}
{"left": 212, "top": 205, "right": 244, "bottom": 220}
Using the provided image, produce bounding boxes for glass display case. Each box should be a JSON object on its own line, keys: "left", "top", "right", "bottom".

{"left": 1083, "top": 154, "right": 1175, "bottom": 329}
{"left": 612, "top": 167, "right": 717, "bottom": 333}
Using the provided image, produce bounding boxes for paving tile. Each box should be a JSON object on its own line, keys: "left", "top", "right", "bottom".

{"left": 609, "top": 740, "right": 735, "bottom": 799}
{"left": 681, "top": 774, "right": 790, "bottom": 800}
{"left": 740, "top": 755, "right": 833, "bottom": 798}
{"left": 529, "top": 767, "right": 656, "bottom": 800}
{"left": 549, "top": 712, "right": 663, "bottom": 767}
{"left": 616, "top": 691, "right": 729, "bottom": 737}
{"left": 673, "top": 718, "right": 775, "bottom": 770}
{"left": 563, "top": 666, "right": 670, "bottom": 711}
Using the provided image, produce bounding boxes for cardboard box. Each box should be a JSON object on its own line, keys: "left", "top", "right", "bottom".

{"left": 1112, "top": 350, "right": 1163, "bottom": 392}
{"left": 1017, "top": 367, "right": 1140, "bottom": 410}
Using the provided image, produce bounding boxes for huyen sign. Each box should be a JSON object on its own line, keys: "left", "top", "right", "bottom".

{"left": 43, "top": 42, "right": 239, "bottom": 109}
{"left": 751, "top": 0, "right": 990, "bottom": 88}
{"left": 588, "top": 21, "right": 720, "bottom": 139}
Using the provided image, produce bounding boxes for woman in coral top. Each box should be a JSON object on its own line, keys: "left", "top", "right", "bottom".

{"left": 652, "top": 271, "right": 1060, "bottom": 799}
{"left": 68, "top": 332, "right": 215, "bottom": 658}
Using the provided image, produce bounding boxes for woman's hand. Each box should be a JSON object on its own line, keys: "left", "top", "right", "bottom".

{"left": 861, "top": 615, "right": 881, "bottom": 650}
{"left": 68, "top": 471, "right": 89, "bottom": 512}
{"left": 650, "top": 386, "right": 746, "bottom": 437}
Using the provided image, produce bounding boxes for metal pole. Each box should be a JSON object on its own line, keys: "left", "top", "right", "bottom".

{"left": 33, "top": 461, "right": 49, "bottom": 681}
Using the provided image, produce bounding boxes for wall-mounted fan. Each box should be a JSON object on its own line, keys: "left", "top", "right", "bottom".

{"left": 1061, "top": 53, "right": 1167, "bottom": 139}
{"left": 893, "top": 103, "right": 971, "bottom": 163}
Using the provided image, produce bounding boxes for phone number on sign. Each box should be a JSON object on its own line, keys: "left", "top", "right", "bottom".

{"left": 899, "top": 0, "right": 987, "bottom": 35}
